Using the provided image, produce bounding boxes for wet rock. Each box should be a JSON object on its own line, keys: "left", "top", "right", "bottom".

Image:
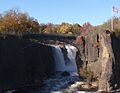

{"left": 61, "top": 71, "right": 70, "bottom": 77}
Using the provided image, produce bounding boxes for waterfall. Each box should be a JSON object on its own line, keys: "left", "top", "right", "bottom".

{"left": 52, "top": 46, "right": 66, "bottom": 71}
{"left": 65, "top": 45, "right": 78, "bottom": 76}
{"left": 52, "top": 44, "right": 78, "bottom": 76}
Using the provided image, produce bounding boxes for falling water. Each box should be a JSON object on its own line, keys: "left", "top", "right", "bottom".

{"left": 52, "top": 46, "right": 66, "bottom": 71}
{"left": 64, "top": 45, "right": 78, "bottom": 76}
{"left": 52, "top": 44, "right": 78, "bottom": 76}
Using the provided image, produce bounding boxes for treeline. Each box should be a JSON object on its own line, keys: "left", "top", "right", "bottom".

{"left": 0, "top": 9, "right": 120, "bottom": 37}
{"left": 0, "top": 9, "right": 93, "bottom": 36}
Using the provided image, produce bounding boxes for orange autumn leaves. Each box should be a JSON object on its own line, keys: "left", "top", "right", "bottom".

{"left": 0, "top": 9, "right": 93, "bottom": 35}
{"left": 41, "top": 23, "right": 82, "bottom": 35}
{"left": 59, "top": 23, "right": 72, "bottom": 34}
{"left": 0, "top": 9, "right": 40, "bottom": 35}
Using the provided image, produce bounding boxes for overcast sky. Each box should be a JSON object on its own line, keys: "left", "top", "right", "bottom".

{"left": 0, "top": 0, "right": 120, "bottom": 25}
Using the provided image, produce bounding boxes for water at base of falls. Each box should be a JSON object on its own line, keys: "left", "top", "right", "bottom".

{"left": 4, "top": 75, "right": 84, "bottom": 93}
{"left": 52, "top": 44, "right": 78, "bottom": 76}
{"left": 5, "top": 72, "right": 98, "bottom": 93}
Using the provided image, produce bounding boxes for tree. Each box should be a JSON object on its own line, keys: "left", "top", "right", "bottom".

{"left": 28, "top": 18, "right": 40, "bottom": 34}
{"left": 44, "top": 23, "right": 53, "bottom": 34}
{"left": 71, "top": 23, "right": 81, "bottom": 35}
{"left": 39, "top": 24, "right": 46, "bottom": 33}
{"left": 59, "top": 22, "right": 72, "bottom": 34}
{"left": 0, "top": 9, "right": 40, "bottom": 35}
{"left": 81, "top": 22, "right": 92, "bottom": 32}
{"left": 80, "top": 22, "right": 93, "bottom": 35}
{"left": 44, "top": 23, "right": 60, "bottom": 34}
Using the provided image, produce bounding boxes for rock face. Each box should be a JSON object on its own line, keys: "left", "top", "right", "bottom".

{"left": 110, "top": 33, "right": 120, "bottom": 90}
{"left": 76, "top": 30, "right": 120, "bottom": 92}
{"left": 0, "top": 35, "right": 54, "bottom": 92}
{"left": 0, "top": 35, "right": 79, "bottom": 92}
{"left": 1, "top": 31, "right": 120, "bottom": 92}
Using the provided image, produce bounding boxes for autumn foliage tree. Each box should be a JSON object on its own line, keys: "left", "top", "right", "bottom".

{"left": 44, "top": 23, "right": 53, "bottom": 34}
{"left": 81, "top": 22, "right": 92, "bottom": 32}
{"left": 80, "top": 22, "right": 93, "bottom": 35}
{"left": 39, "top": 24, "right": 46, "bottom": 33}
{"left": 59, "top": 22, "right": 72, "bottom": 34}
{"left": 71, "top": 23, "right": 81, "bottom": 35}
{"left": 0, "top": 9, "right": 40, "bottom": 35}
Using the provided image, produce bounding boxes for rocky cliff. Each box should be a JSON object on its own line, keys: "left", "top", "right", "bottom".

{"left": 76, "top": 30, "right": 120, "bottom": 92}
{"left": 1, "top": 31, "right": 120, "bottom": 92}
{"left": 0, "top": 35, "right": 55, "bottom": 92}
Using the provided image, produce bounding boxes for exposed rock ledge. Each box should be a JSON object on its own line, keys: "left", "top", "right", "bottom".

{"left": 76, "top": 30, "right": 120, "bottom": 92}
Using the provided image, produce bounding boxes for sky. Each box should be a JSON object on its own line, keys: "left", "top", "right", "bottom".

{"left": 0, "top": 0, "right": 120, "bottom": 26}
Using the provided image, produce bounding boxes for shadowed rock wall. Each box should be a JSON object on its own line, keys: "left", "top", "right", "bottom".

{"left": 0, "top": 35, "right": 54, "bottom": 92}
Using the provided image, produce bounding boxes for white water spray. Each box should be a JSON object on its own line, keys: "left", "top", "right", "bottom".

{"left": 52, "top": 44, "right": 78, "bottom": 76}
{"left": 52, "top": 46, "right": 66, "bottom": 71}
{"left": 65, "top": 45, "right": 78, "bottom": 76}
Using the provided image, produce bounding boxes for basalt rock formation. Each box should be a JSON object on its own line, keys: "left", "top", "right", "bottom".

{"left": 76, "top": 30, "right": 120, "bottom": 92}
{"left": 1, "top": 31, "right": 120, "bottom": 92}
{"left": 0, "top": 35, "right": 55, "bottom": 92}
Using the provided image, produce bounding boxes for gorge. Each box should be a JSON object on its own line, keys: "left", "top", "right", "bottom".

{"left": 0, "top": 35, "right": 79, "bottom": 92}
{"left": 1, "top": 30, "right": 120, "bottom": 93}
